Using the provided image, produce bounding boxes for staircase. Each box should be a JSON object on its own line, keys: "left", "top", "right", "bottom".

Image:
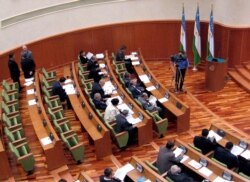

{"left": 228, "top": 62, "right": 250, "bottom": 92}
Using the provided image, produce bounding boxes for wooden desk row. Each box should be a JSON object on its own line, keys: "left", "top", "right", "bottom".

{"left": 130, "top": 50, "right": 190, "bottom": 133}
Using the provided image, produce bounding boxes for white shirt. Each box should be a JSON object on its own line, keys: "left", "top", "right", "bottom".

{"left": 104, "top": 104, "right": 120, "bottom": 123}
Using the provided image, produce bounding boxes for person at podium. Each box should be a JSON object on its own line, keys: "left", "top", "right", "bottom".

{"left": 171, "top": 51, "right": 189, "bottom": 92}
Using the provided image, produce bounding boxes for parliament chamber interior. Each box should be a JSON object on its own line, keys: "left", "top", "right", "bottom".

{"left": 1, "top": 0, "right": 250, "bottom": 182}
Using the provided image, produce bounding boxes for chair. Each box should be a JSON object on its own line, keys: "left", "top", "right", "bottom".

{"left": 105, "top": 122, "right": 129, "bottom": 148}
{"left": 1, "top": 101, "right": 19, "bottom": 115}
{"left": 44, "top": 96, "right": 63, "bottom": 112}
{"left": 42, "top": 77, "right": 55, "bottom": 90}
{"left": 211, "top": 157, "right": 228, "bottom": 168}
{"left": 188, "top": 143, "right": 202, "bottom": 153}
{"left": 79, "top": 70, "right": 93, "bottom": 83}
{"left": 145, "top": 160, "right": 160, "bottom": 174}
{"left": 8, "top": 142, "right": 35, "bottom": 173}
{"left": 42, "top": 86, "right": 59, "bottom": 100}
{"left": 239, "top": 172, "right": 250, "bottom": 180}
{"left": 4, "top": 126, "right": 26, "bottom": 144}
{"left": 165, "top": 176, "right": 174, "bottom": 182}
{"left": 115, "top": 63, "right": 126, "bottom": 74}
{"left": 2, "top": 80, "right": 19, "bottom": 93}
{"left": 48, "top": 108, "right": 66, "bottom": 124}
{"left": 2, "top": 89, "right": 19, "bottom": 104}
{"left": 81, "top": 81, "right": 93, "bottom": 93}
{"left": 2, "top": 113, "right": 22, "bottom": 129}
{"left": 78, "top": 62, "right": 88, "bottom": 73}
{"left": 41, "top": 67, "right": 56, "bottom": 81}
{"left": 146, "top": 111, "right": 168, "bottom": 137}
{"left": 61, "top": 132, "right": 84, "bottom": 163}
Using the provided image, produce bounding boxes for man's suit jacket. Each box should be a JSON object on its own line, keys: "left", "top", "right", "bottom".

{"left": 52, "top": 81, "right": 67, "bottom": 102}
{"left": 138, "top": 96, "right": 155, "bottom": 111}
{"left": 213, "top": 146, "right": 239, "bottom": 169}
{"left": 88, "top": 67, "right": 102, "bottom": 83}
{"left": 115, "top": 113, "right": 133, "bottom": 133}
{"left": 167, "top": 172, "right": 194, "bottom": 182}
{"left": 156, "top": 147, "right": 182, "bottom": 174}
{"left": 128, "top": 85, "right": 143, "bottom": 98}
{"left": 91, "top": 82, "right": 105, "bottom": 98}
{"left": 79, "top": 55, "right": 88, "bottom": 64}
{"left": 99, "top": 175, "right": 121, "bottom": 182}
{"left": 8, "top": 59, "right": 20, "bottom": 80}
{"left": 193, "top": 136, "right": 217, "bottom": 155}
{"left": 93, "top": 99, "right": 107, "bottom": 110}
{"left": 20, "top": 58, "right": 36, "bottom": 78}
{"left": 238, "top": 156, "right": 250, "bottom": 176}
{"left": 115, "top": 50, "right": 125, "bottom": 61}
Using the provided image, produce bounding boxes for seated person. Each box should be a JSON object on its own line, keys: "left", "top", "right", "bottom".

{"left": 93, "top": 93, "right": 107, "bottom": 110}
{"left": 167, "top": 165, "right": 194, "bottom": 182}
{"left": 238, "top": 156, "right": 250, "bottom": 176}
{"left": 79, "top": 50, "right": 88, "bottom": 64}
{"left": 115, "top": 45, "right": 134, "bottom": 73}
{"left": 91, "top": 79, "right": 111, "bottom": 99}
{"left": 115, "top": 110, "right": 137, "bottom": 144}
{"left": 128, "top": 79, "right": 144, "bottom": 98}
{"left": 193, "top": 129, "right": 217, "bottom": 155}
{"left": 100, "top": 168, "right": 121, "bottom": 182}
{"left": 138, "top": 92, "right": 162, "bottom": 113}
{"left": 52, "top": 77, "right": 72, "bottom": 109}
{"left": 123, "top": 72, "right": 131, "bottom": 87}
{"left": 156, "top": 141, "right": 183, "bottom": 174}
{"left": 88, "top": 61, "right": 102, "bottom": 82}
{"left": 87, "top": 56, "right": 97, "bottom": 71}
{"left": 104, "top": 98, "right": 120, "bottom": 123}
{"left": 213, "top": 141, "right": 239, "bottom": 169}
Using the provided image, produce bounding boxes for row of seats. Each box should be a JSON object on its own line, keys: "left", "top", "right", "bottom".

{"left": 40, "top": 68, "right": 84, "bottom": 163}
{"left": 1, "top": 80, "right": 35, "bottom": 173}
{"left": 77, "top": 62, "right": 130, "bottom": 148}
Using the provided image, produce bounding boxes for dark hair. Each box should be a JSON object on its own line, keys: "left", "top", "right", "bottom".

{"left": 166, "top": 141, "right": 175, "bottom": 150}
{"left": 120, "top": 45, "right": 127, "bottom": 50}
{"left": 9, "top": 53, "right": 14, "bottom": 59}
{"left": 225, "top": 142, "right": 233, "bottom": 150}
{"left": 58, "top": 179, "right": 67, "bottom": 182}
{"left": 59, "top": 77, "right": 66, "bottom": 83}
{"left": 201, "top": 129, "right": 209, "bottom": 137}
{"left": 111, "top": 98, "right": 119, "bottom": 106}
{"left": 104, "top": 168, "right": 113, "bottom": 178}
{"left": 79, "top": 50, "right": 83, "bottom": 54}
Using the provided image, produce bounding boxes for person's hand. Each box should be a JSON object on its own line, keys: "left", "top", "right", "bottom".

{"left": 29, "top": 71, "right": 33, "bottom": 75}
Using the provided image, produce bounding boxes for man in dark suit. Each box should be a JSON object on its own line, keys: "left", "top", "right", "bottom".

{"left": 8, "top": 53, "right": 22, "bottom": 92}
{"left": 88, "top": 61, "right": 102, "bottom": 82}
{"left": 115, "top": 45, "right": 134, "bottom": 73}
{"left": 167, "top": 165, "right": 194, "bottom": 182}
{"left": 115, "top": 110, "right": 137, "bottom": 144}
{"left": 238, "top": 156, "right": 250, "bottom": 176}
{"left": 193, "top": 129, "right": 217, "bottom": 155}
{"left": 100, "top": 168, "right": 121, "bottom": 182}
{"left": 93, "top": 93, "right": 107, "bottom": 110}
{"left": 52, "top": 77, "right": 72, "bottom": 109}
{"left": 156, "top": 141, "right": 183, "bottom": 174}
{"left": 213, "top": 141, "right": 239, "bottom": 169}
{"left": 78, "top": 50, "right": 88, "bottom": 64}
{"left": 128, "top": 79, "right": 144, "bottom": 98}
{"left": 91, "top": 79, "right": 111, "bottom": 99}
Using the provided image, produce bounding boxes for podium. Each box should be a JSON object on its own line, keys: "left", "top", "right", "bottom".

{"left": 205, "top": 58, "right": 227, "bottom": 91}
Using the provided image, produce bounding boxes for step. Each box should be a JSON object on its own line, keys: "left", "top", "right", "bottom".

{"left": 243, "top": 62, "right": 250, "bottom": 71}
{"left": 236, "top": 67, "right": 250, "bottom": 82}
{"left": 228, "top": 70, "right": 250, "bottom": 92}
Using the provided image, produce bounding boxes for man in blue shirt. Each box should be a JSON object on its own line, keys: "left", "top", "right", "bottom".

{"left": 174, "top": 52, "right": 189, "bottom": 92}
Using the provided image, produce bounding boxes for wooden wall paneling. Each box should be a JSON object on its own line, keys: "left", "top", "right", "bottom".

{"left": 240, "top": 29, "right": 250, "bottom": 62}
{"left": 200, "top": 22, "right": 209, "bottom": 61}
{"left": 186, "top": 21, "right": 195, "bottom": 62}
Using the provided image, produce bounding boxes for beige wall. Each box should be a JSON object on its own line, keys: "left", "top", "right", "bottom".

{"left": 1, "top": 0, "right": 250, "bottom": 52}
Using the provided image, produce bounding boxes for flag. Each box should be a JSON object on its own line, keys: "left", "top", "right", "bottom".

{"left": 192, "top": 5, "right": 201, "bottom": 66}
{"left": 179, "top": 5, "right": 186, "bottom": 53}
{"left": 207, "top": 6, "right": 214, "bottom": 59}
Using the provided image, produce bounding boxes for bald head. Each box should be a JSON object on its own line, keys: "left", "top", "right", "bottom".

{"left": 22, "top": 45, "right": 27, "bottom": 51}
{"left": 170, "top": 165, "right": 181, "bottom": 174}
{"left": 94, "top": 93, "right": 102, "bottom": 101}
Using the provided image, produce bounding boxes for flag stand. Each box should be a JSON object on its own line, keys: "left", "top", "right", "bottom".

{"left": 192, "top": 65, "right": 198, "bottom": 71}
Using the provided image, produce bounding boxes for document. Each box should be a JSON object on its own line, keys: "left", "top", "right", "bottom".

{"left": 86, "top": 52, "right": 94, "bottom": 60}
{"left": 27, "top": 89, "right": 35, "bottom": 95}
{"left": 146, "top": 86, "right": 156, "bottom": 91}
{"left": 231, "top": 145, "right": 244, "bottom": 156}
{"left": 114, "top": 163, "right": 134, "bottom": 181}
{"left": 99, "top": 63, "right": 106, "bottom": 68}
{"left": 131, "top": 52, "right": 138, "bottom": 55}
{"left": 173, "top": 147, "right": 184, "bottom": 158}
{"left": 213, "top": 176, "right": 233, "bottom": 182}
{"left": 24, "top": 81, "right": 33, "bottom": 86}
{"left": 148, "top": 95, "right": 157, "bottom": 106}
{"left": 139, "top": 74, "right": 150, "bottom": 83}
{"left": 188, "top": 160, "right": 202, "bottom": 170}
{"left": 106, "top": 96, "right": 123, "bottom": 105}
{"left": 198, "top": 167, "right": 213, "bottom": 177}
{"left": 64, "top": 78, "right": 72, "bottom": 84}
{"left": 117, "top": 103, "right": 134, "bottom": 115}
{"left": 132, "top": 61, "right": 140, "bottom": 65}
{"left": 130, "top": 56, "right": 139, "bottom": 61}
{"left": 240, "top": 149, "right": 250, "bottom": 159}
{"left": 180, "top": 155, "right": 189, "bottom": 163}
{"left": 63, "top": 84, "right": 76, "bottom": 95}
{"left": 96, "top": 53, "right": 104, "bottom": 59}
{"left": 28, "top": 99, "right": 36, "bottom": 106}
{"left": 158, "top": 97, "right": 168, "bottom": 103}
{"left": 208, "top": 130, "right": 222, "bottom": 142}
{"left": 102, "top": 81, "right": 115, "bottom": 95}
{"left": 25, "top": 77, "right": 34, "bottom": 82}
{"left": 126, "top": 114, "right": 142, "bottom": 125}
{"left": 40, "top": 137, "right": 52, "bottom": 146}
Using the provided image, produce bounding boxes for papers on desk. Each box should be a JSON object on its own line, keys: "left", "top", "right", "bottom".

{"left": 126, "top": 114, "right": 142, "bottom": 125}
{"left": 86, "top": 52, "right": 94, "bottom": 60}
{"left": 198, "top": 167, "right": 213, "bottom": 177}
{"left": 27, "top": 89, "right": 35, "bottom": 95}
{"left": 99, "top": 63, "right": 106, "bottom": 68}
{"left": 180, "top": 155, "right": 189, "bottom": 163}
{"left": 188, "top": 160, "right": 202, "bottom": 170}
{"left": 146, "top": 86, "right": 156, "bottom": 91}
{"left": 139, "top": 74, "right": 150, "bottom": 83}
{"left": 149, "top": 95, "right": 157, "bottom": 106}
{"left": 28, "top": 99, "right": 36, "bottom": 106}
{"left": 102, "top": 81, "right": 116, "bottom": 95}
{"left": 231, "top": 145, "right": 244, "bottom": 156}
{"left": 106, "top": 96, "right": 123, "bottom": 105}
{"left": 114, "top": 163, "right": 134, "bottom": 181}
{"left": 213, "top": 176, "right": 233, "bottom": 182}
{"left": 125, "top": 54, "right": 139, "bottom": 60}
{"left": 64, "top": 79, "right": 72, "bottom": 84}
{"left": 40, "top": 137, "right": 52, "bottom": 146}
{"left": 98, "top": 71, "right": 107, "bottom": 75}
{"left": 173, "top": 147, "right": 184, "bottom": 158}
{"left": 131, "top": 52, "right": 138, "bottom": 55}
{"left": 240, "top": 149, "right": 250, "bottom": 159}
{"left": 96, "top": 53, "right": 104, "bottom": 59}
{"left": 132, "top": 61, "right": 140, "bottom": 65}
{"left": 117, "top": 103, "right": 134, "bottom": 115}
{"left": 24, "top": 81, "right": 33, "bottom": 86}
{"left": 62, "top": 84, "right": 76, "bottom": 95}
{"left": 25, "top": 77, "right": 34, "bottom": 82}
{"left": 208, "top": 130, "right": 222, "bottom": 142}
{"left": 158, "top": 97, "right": 168, "bottom": 103}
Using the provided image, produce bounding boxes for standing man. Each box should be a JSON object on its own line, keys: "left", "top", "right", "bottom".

{"left": 8, "top": 53, "right": 22, "bottom": 92}
{"left": 20, "top": 45, "right": 36, "bottom": 79}
{"left": 115, "top": 45, "right": 134, "bottom": 73}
